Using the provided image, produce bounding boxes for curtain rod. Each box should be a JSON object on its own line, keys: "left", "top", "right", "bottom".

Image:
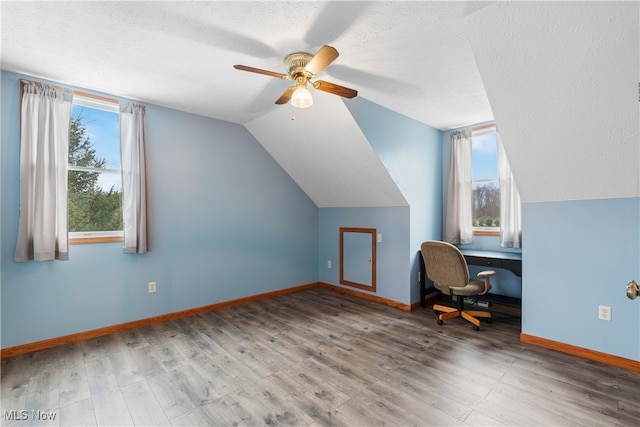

{"left": 472, "top": 123, "right": 496, "bottom": 132}
{"left": 20, "top": 78, "right": 57, "bottom": 87}
{"left": 20, "top": 78, "right": 118, "bottom": 104}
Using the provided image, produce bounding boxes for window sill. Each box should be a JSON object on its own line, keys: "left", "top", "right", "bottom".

{"left": 472, "top": 229, "right": 500, "bottom": 237}
{"left": 69, "top": 236, "right": 123, "bottom": 245}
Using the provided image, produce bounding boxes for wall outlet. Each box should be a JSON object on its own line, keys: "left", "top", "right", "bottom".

{"left": 598, "top": 305, "right": 611, "bottom": 321}
{"left": 327, "top": 260, "right": 332, "bottom": 269}
{"left": 148, "top": 281, "right": 157, "bottom": 293}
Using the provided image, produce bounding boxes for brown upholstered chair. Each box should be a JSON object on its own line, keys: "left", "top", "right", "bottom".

{"left": 420, "top": 240, "right": 495, "bottom": 330}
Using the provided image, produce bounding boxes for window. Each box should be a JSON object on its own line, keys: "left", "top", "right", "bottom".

{"left": 471, "top": 125, "right": 499, "bottom": 235}
{"left": 68, "top": 94, "right": 122, "bottom": 244}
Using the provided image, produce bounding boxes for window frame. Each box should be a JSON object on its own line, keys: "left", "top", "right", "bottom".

{"left": 68, "top": 92, "right": 123, "bottom": 245}
{"left": 471, "top": 124, "right": 500, "bottom": 237}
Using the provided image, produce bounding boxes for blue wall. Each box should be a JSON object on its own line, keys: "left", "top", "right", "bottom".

{"left": 328, "top": 98, "right": 442, "bottom": 305}
{"left": 318, "top": 207, "right": 410, "bottom": 303}
{"left": 523, "top": 197, "right": 640, "bottom": 361}
{"left": 443, "top": 124, "right": 639, "bottom": 361}
{"left": 443, "top": 125, "right": 639, "bottom": 361}
{"left": 7, "top": 70, "right": 634, "bottom": 363}
{"left": 0, "top": 71, "right": 319, "bottom": 348}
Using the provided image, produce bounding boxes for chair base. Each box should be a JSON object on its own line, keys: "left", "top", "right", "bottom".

{"left": 433, "top": 303, "right": 492, "bottom": 330}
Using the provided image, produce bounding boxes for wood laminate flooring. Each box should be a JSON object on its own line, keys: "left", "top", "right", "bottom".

{"left": 2, "top": 288, "right": 639, "bottom": 426}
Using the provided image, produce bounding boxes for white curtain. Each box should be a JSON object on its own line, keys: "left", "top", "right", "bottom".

{"left": 14, "top": 82, "right": 74, "bottom": 262}
{"left": 120, "top": 102, "right": 150, "bottom": 254}
{"left": 497, "top": 133, "right": 522, "bottom": 248}
{"left": 444, "top": 130, "right": 473, "bottom": 244}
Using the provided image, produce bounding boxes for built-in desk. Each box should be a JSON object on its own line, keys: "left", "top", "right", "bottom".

{"left": 419, "top": 249, "right": 522, "bottom": 308}
{"left": 460, "top": 249, "right": 522, "bottom": 277}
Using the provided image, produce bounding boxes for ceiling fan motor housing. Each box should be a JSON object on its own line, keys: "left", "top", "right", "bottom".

{"left": 285, "top": 52, "right": 314, "bottom": 80}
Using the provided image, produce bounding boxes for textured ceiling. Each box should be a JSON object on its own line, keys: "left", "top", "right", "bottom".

{"left": 245, "top": 91, "right": 408, "bottom": 208}
{"left": 4, "top": 2, "right": 635, "bottom": 207}
{"left": 0, "top": 1, "right": 493, "bottom": 131}
{"left": 467, "top": 1, "right": 639, "bottom": 203}
{"left": 1, "top": 1, "right": 495, "bottom": 209}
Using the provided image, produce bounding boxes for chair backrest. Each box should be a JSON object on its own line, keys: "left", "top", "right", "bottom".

{"left": 420, "top": 240, "right": 469, "bottom": 289}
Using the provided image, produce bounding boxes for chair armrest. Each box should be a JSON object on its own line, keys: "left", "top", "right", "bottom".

{"left": 477, "top": 270, "right": 496, "bottom": 278}
{"left": 476, "top": 270, "right": 495, "bottom": 295}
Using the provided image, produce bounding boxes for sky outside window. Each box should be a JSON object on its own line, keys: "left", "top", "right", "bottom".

{"left": 472, "top": 131, "right": 497, "bottom": 182}
{"left": 72, "top": 104, "right": 121, "bottom": 191}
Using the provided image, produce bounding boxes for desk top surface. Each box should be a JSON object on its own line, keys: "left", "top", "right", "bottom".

{"left": 460, "top": 249, "right": 522, "bottom": 261}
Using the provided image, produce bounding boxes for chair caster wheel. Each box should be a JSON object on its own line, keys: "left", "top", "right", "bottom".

{"left": 473, "top": 325, "right": 480, "bottom": 331}
{"left": 437, "top": 319, "right": 443, "bottom": 325}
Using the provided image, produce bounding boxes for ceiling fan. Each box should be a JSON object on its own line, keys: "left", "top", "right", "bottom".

{"left": 233, "top": 45, "right": 358, "bottom": 108}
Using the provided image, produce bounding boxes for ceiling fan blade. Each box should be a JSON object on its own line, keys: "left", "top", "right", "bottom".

{"left": 304, "top": 45, "right": 339, "bottom": 76}
{"left": 275, "top": 86, "right": 296, "bottom": 104}
{"left": 233, "top": 65, "right": 290, "bottom": 80}
{"left": 313, "top": 80, "right": 358, "bottom": 99}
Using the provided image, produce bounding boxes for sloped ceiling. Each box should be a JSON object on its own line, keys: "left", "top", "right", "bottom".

{"left": 1, "top": 1, "right": 494, "bottom": 209}
{"left": 245, "top": 91, "right": 407, "bottom": 208}
{"left": 5, "top": 2, "right": 636, "bottom": 209}
{"left": 466, "top": 1, "right": 639, "bottom": 203}
{"left": 0, "top": 1, "right": 492, "bottom": 130}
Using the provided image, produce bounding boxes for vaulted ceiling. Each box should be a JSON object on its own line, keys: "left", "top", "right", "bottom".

{"left": 2, "top": 1, "right": 638, "bottom": 207}
{"left": 0, "top": 1, "right": 493, "bottom": 130}
{"left": 467, "top": 1, "right": 639, "bottom": 203}
{"left": 2, "top": 1, "right": 496, "bottom": 208}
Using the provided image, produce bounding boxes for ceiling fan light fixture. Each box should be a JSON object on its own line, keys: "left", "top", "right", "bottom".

{"left": 291, "top": 85, "right": 313, "bottom": 108}
{"left": 235, "top": 45, "right": 356, "bottom": 106}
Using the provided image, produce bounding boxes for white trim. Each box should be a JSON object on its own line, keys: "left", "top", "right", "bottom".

{"left": 69, "top": 230, "right": 123, "bottom": 239}
{"left": 69, "top": 95, "right": 123, "bottom": 239}
{"left": 68, "top": 165, "right": 120, "bottom": 174}
{"left": 473, "top": 178, "right": 499, "bottom": 184}
{"left": 472, "top": 226, "right": 500, "bottom": 232}
{"left": 472, "top": 124, "right": 496, "bottom": 137}
{"left": 73, "top": 94, "right": 119, "bottom": 112}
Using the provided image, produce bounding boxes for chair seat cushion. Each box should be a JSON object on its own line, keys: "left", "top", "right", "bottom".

{"left": 448, "top": 279, "right": 491, "bottom": 296}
